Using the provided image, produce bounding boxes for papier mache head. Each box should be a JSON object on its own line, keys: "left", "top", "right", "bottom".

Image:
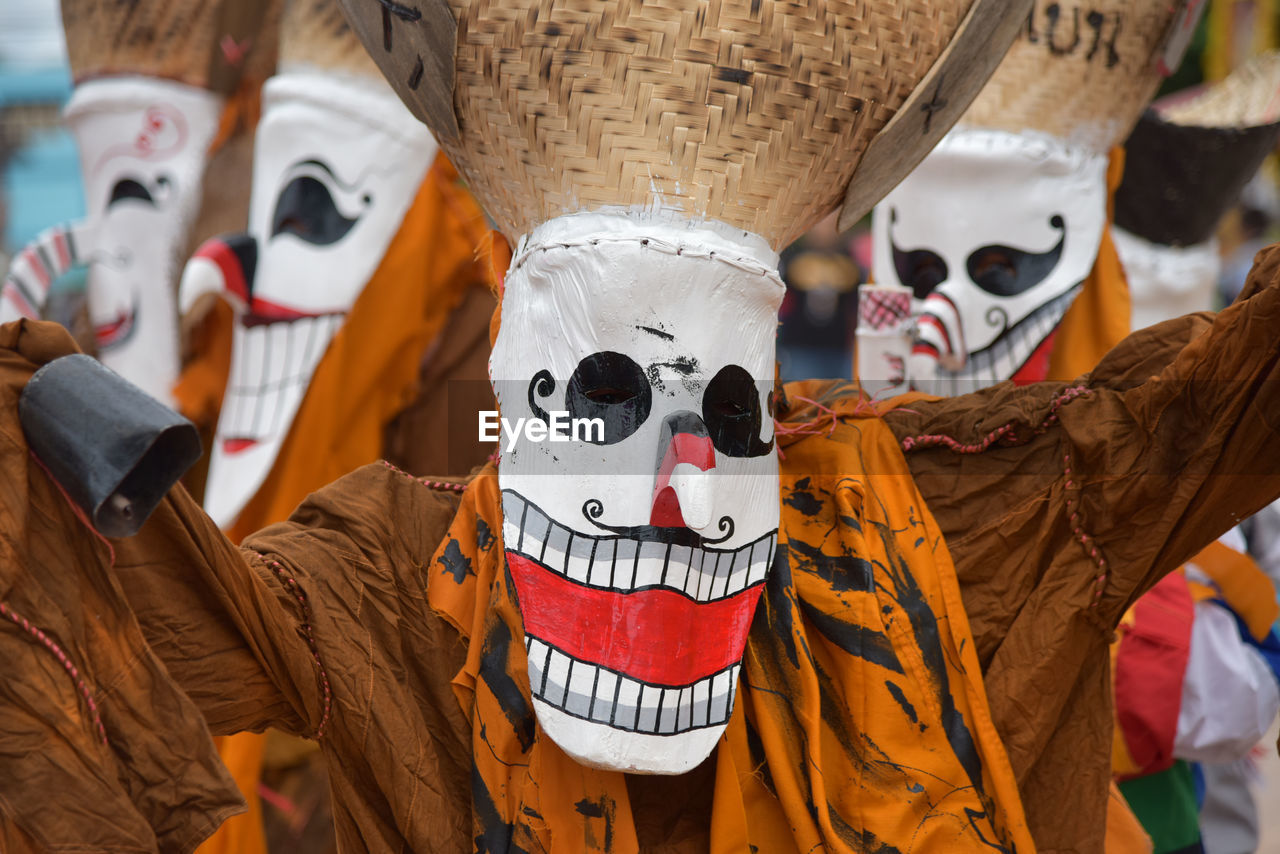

{"left": 17, "top": 0, "right": 269, "bottom": 405}
{"left": 872, "top": 0, "right": 1204, "bottom": 394}
{"left": 336, "top": 0, "right": 1029, "bottom": 774}
{"left": 179, "top": 0, "right": 439, "bottom": 530}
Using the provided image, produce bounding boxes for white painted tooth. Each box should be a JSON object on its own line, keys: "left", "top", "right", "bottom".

{"left": 687, "top": 548, "right": 710, "bottom": 600}
{"left": 503, "top": 519, "right": 523, "bottom": 553}
{"left": 636, "top": 684, "right": 657, "bottom": 734}
{"left": 694, "top": 677, "right": 710, "bottom": 727}
{"left": 545, "top": 645, "right": 572, "bottom": 706}
{"left": 591, "top": 668, "right": 618, "bottom": 724}
{"left": 673, "top": 548, "right": 693, "bottom": 597}
{"left": 561, "top": 539, "right": 583, "bottom": 580}
{"left": 749, "top": 543, "right": 770, "bottom": 588}
{"left": 659, "top": 688, "right": 681, "bottom": 734}
{"left": 248, "top": 327, "right": 273, "bottom": 438}
{"left": 281, "top": 317, "right": 304, "bottom": 382}
{"left": 679, "top": 686, "right": 694, "bottom": 731}
{"left": 586, "top": 538, "right": 614, "bottom": 586}
{"left": 565, "top": 545, "right": 589, "bottom": 582}
{"left": 612, "top": 540, "right": 640, "bottom": 590}
{"left": 559, "top": 659, "right": 576, "bottom": 708}
{"left": 710, "top": 669, "right": 732, "bottom": 722}
{"left": 718, "top": 549, "right": 739, "bottom": 600}
{"left": 567, "top": 657, "right": 598, "bottom": 718}
{"left": 692, "top": 550, "right": 711, "bottom": 600}
{"left": 526, "top": 637, "right": 546, "bottom": 692}
{"left": 631, "top": 545, "right": 665, "bottom": 590}
{"left": 616, "top": 673, "right": 642, "bottom": 731}
{"left": 559, "top": 530, "right": 574, "bottom": 577}
{"left": 737, "top": 542, "right": 760, "bottom": 596}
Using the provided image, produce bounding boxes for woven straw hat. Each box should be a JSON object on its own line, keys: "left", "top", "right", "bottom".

{"left": 60, "top": 0, "right": 272, "bottom": 94}
{"left": 279, "top": 0, "right": 382, "bottom": 80}
{"left": 1115, "top": 52, "right": 1280, "bottom": 247}
{"left": 335, "top": 0, "right": 1033, "bottom": 248}
{"left": 961, "top": 0, "right": 1201, "bottom": 153}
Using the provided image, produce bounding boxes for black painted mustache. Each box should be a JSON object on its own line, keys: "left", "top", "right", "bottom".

{"left": 581, "top": 499, "right": 735, "bottom": 547}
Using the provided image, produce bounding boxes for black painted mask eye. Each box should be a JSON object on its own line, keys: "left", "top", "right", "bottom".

{"left": 559, "top": 351, "right": 653, "bottom": 445}
{"left": 964, "top": 215, "right": 1066, "bottom": 297}
{"left": 108, "top": 177, "right": 155, "bottom": 208}
{"left": 270, "top": 160, "right": 363, "bottom": 245}
{"left": 702, "top": 364, "right": 774, "bottom": 458}
{"left": 889, "top": 209, "right": 949, "bottom": 299}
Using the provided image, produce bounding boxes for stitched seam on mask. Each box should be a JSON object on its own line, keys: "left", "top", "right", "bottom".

{"left": 508, "top": 235, "right": 786, "bottom": 289}
{"left": 899, "top": 385, "right": 1091, "bottom": 453}
{"left": 0, "top": 601, "right": 107, "bottom": 744}
{"left": 260, "top": 557, "right": 333, "bottom": 739}
{"left": 380, "top": 459, "right": 468, "bottom": 492}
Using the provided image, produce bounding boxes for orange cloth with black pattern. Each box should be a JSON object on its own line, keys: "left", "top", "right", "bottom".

{"left": 427, "top": 412, "right": 1035, "bottom": 852}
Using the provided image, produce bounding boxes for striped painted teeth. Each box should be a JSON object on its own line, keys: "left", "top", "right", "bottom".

{"left": 933, "top": 284, "right": 1080, "bottom": 394}
{"left": 527, "top": 637, "right": 739, "bottom": 735}
{"left": 502, "top": 491, "right": 775, "bottom": 603}
{"left": 219, "top": 314, "right": 344, "bottom": 442}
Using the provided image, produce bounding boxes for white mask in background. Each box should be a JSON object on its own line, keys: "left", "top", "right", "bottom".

{"left": 491, "top": 211, "right": 783, "bottom": 774}
{"left": 180, "top": 70, "right": 436, "bottom": 529}
{"left": 62, "top": 76, "right": 223, "bottom": 406}
{"left": 871, "top": 128, "right": 1108, "bottom": 394}
{"left": 1112, "top": 227, "right": 1220, "bottom": 332}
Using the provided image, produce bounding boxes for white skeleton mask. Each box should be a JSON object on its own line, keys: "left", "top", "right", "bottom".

{"left": 1111, "top": 227, "right": 1219, "bottom": 332}
{"left": 871, "top": 128, "right": 1108, "bottom": 393}
{"left": 491, "top": 212, "right": 783, "bottom": 774}
{"left": 181, "top": 70, "right": 436, "bottom": 529}
{"left": 62, "top": 77, "right": 222, "bottom": 406}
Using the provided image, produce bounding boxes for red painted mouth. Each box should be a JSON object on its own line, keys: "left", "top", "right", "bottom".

{"left": 507, "top": 550, "right": 763, "bottom": 686}
{"left": 94, "top": 305, "right": 137, "bottom": 349}
{"left": 222, "top": 437, "right": 259, "bottom": 454}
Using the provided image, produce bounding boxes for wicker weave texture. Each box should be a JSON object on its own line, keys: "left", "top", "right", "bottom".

{"left": 962, "top": 0, "right": 1185, "bottom": 152}
{"left": 389, "top": 0, "right": 966, "bottom": 247}
{"left": 1160, "top": 52, "right": 1280, "bottom": 127}
{"left": 280, "top": 0, "right": 382, "bottom": 79}
{"left": 60, "top": 0, "right": 266, "bottom": 92}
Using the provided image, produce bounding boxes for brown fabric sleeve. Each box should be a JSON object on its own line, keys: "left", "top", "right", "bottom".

{"left": 0, "top": 320, "right": 246, "bottom": 852}
{"left": 886, "top": 242, "right": 1280, "bottom": 652}
{"left": 113, "top": 463, "right": 466, "bottom": 739}
{"left": 0, "top": 319, "right": 464, "bottom": 743}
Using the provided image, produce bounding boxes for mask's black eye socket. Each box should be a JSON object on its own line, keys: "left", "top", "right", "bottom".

{"left": 964, "top": 214, "right": 1066, "bottom": 297}
{"left": 888, "top": 208, "right": 949, "bottom": 299}
{"left": 564, "top": 351, "right": 652, "bottom": 444}
{"left": 107, "top": 177, "right": 155, "bottom": 208}
{"left": 270, "top": 160, "right": 364, "bottom": 246}
{"left": 893, "top": 247, "right": 949, "bottom": 299}
{"left": 967, "top": 249, "right": 1017, "bottom": 294}
{"left": 702, "top": 364, "right": 773, "bottom": 458}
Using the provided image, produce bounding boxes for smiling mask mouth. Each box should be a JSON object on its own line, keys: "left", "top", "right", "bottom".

{"left": 919, "top": 283, "right": 1082, "bottom": 393}
{"left": 503, "top": 489, "right": 774, "bottom": 736}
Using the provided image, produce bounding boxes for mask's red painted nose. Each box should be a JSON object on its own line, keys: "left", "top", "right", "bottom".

{"left": 180, "top": 233, "right": 257, "bottom": 315}
{"left": 651, "top": 412, "right": 716, "bottom": 528}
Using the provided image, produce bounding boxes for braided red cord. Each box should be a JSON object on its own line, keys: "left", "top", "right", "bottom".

{"left": 262, "top": 558, "right": 333, "bottom": 739}
{"left": 0, "top": 601, "right": 107, "bottom": 744}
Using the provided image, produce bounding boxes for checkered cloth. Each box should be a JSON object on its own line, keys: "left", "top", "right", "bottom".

{"left": 858, "top": 285, "right": 911, "bottom": 331}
